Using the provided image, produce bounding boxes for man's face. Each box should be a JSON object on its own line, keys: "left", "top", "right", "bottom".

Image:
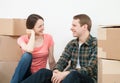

{"left": 71, "top": 19, "right": 84, "bottom": 37}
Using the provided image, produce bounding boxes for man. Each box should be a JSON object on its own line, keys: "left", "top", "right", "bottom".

{"left": 22, "top": 14, "right": 97, "bottom": 83}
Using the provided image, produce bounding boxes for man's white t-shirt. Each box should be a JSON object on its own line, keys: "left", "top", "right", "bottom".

{"left": 76, "top": 42, "right": 82, "bottom": 69}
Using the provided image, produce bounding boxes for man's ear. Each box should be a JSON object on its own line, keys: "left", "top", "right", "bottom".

{"left": 83, "top": 24, "right": 88, "bottom": 30}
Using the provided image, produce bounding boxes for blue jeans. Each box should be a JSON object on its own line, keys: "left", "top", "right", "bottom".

{"left": 21, "top": 69, "right": 94, "bottom": 83}
{"left": 62, "top": 71, "right": 94, "bottom": 83}
{"left": 11, "top": 52, "right": 32, "bottom": 83}
{"left": 21, "top": 68, "right": 52, "bottom": 83}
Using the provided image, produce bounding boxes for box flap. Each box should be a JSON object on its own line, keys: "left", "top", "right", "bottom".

{"left": 99, "top": 25, "right": 120, "bottom": 28}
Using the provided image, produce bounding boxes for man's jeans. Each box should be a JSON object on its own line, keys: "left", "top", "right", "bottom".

{"left": 21, "top": 68, "right": 94, "bottom": 83}
{"left": 62, "top": 71, "right": 94, "bottom": 83}
{"left": 10, "top": 52, "right": 32, "bottom": 83}
{"left": 21, "top": 68, "right": 52, "bottom": 83}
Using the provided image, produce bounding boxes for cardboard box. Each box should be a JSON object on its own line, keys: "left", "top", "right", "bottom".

{"left": 98, "top": 58, "right": 120, "bottom": 83}
{"left": 0, "top": 18, "right": 26, "bottom": 36}
{"left": 0, "top": 61, "right": 18, "bottom": 83}
{"left": 0, "top": 35, "right": 22, "bottom": 61}
{"left": 98, "top": 25, "right": 120, "bottom": 60}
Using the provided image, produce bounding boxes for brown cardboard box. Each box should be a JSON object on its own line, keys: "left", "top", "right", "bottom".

{"left": 98, "top": 58, "right": 120, "bottom": 83}
{"left": 0, "top": 61, "right": 18, "bottom": 83}
{"left": 0, "top": 18, "right": 26, "bottom": 36}
{"left": 98, "top": 25, "right": 120, "bottom": 60}
{"left": 0, "top": 35, "right": 22, "bottom": 61}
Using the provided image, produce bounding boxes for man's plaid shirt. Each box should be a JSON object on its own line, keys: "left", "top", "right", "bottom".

{"left": 54, "top": 35, "right": 97, "bottom": 81}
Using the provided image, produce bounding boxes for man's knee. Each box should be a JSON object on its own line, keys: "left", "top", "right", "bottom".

{"left": 37, "top": 68, "right": 52, "bottom": 75}
{"left": 69, "top": 71, "right": 79, "bottom": 76}
{"left": 38, "top": 68, "right": 47, "bottom": 73}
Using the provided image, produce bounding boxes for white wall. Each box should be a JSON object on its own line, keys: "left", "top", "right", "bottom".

{"left": 0, "top": 0, "right": 120, "bottom": 62}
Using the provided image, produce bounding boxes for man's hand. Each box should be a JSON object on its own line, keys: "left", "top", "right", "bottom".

{"left": 51, "top": 70, "right": 70, "bottom": 83}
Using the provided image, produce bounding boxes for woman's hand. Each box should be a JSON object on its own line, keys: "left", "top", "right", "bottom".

{"left": 26, "top": 29, "right": 34, "bottom": 35}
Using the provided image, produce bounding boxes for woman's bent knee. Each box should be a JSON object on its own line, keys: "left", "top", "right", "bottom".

{"left": 22, "top": 52, "right": 32, "bottom": 60}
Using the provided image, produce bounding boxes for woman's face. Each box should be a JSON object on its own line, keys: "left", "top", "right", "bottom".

{"left": 33, "top": 19, "right": 44, "bottom": 36}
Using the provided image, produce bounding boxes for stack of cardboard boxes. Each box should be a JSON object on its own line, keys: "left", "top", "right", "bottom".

{"left": 0, "top": 18, "right": 26, "bottom": 83}
{"left": 98, "top": 25, "right": 120, "bottom": 83}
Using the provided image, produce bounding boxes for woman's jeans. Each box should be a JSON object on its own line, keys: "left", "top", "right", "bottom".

{"left": 10, "top": 52, "right": 32, "bottom": 83}
{"left": 21, "top": 68, "right": 94, "bottom": 83}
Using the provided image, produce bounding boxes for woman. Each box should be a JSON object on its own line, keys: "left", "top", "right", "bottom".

{"left": 11, "top": 14, "right": 56, "bottom": 83}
